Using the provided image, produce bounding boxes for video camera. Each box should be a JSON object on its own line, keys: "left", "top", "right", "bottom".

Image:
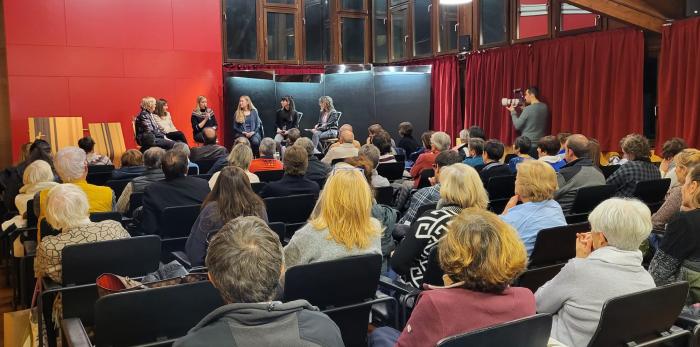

{"left": 501, "top": 88, "right": 525, "bottom": 107}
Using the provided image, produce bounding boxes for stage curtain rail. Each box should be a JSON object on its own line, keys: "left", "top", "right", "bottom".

{"left": 223, "top": 64, "right": 325, "bottom": 75}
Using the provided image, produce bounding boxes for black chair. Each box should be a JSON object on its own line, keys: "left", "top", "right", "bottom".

{"left": 331, "top": 157, "right": 348, "bottom": 166}
{"left": 267, "top": 222, "right": 286, "bottom": 244}
{"left": 265, "top": 194, "right": 317, "bottom": 225}
{"left": 529, "top": 222, "right": 590, "bottom": 268}
{"left": 416, "top": 168, "right": 434, "bottom": 189}
{"left": 127, "top": 192, "right": 143, "bottom": 217}
{"left": 40, "top": 218, "right": 61, "bottom": 238}
{"left": 283, "top": 254, "right": 397, "bottom": 347}
{"left": 105, "top": 179, "right": 132, "bottom": 199}
{"left": 437, "top": 313, "right": 553, "bottom": 347}
{"left": 158, "top": 204, "right": 201, "bottom": 254}
{"left": 89, "top": 211, "right": 122, "bottom": 223}
{"left": 515, "top": 263, "right": 564, "bottom": 293}
{"left": 192, "top": 173, "right": 212, "bottom": 181}
{"left": 394, "top": 154, "right": 406, "bottom": 162}
{"left": 86, "top": 172, "right": 114, "bottom": 186}
{"left": 632, "top": 178, "right": 671, "bottom": 214}
{"left": 377, "top": 162, "right": 406, "bottom": 181}
{"left": 375, "top": 186, "right": 394, "bottom": 206}
{"left": 251, "top": 182, "right": 266, "bottom": 194}
{"left": 587, "top": 281, "right": 690, "bottom": 347}
{"left": 487, "top": 175, "right": 516, "bottom": 200}
{"left": 256, "top": 169, "right": 285, "bottom": 182}
{"left": 569, "top": 184, "right": 617, "bottom": 215}
{"left": 601, "top": 165, "right": 620, "bottom": 179}
{"left": 193, "top": 158, "right": 218, "bottom": 174}
{"left": 187, "top": 165, "right": 199, "bottom": 176}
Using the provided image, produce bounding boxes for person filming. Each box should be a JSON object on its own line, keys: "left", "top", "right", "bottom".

{"left": 505, "top": 86, "right": 548, "bottom": 142}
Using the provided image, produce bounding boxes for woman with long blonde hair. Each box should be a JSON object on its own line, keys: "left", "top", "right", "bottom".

{"left": 232, "top": 95, "right": 263, "bottom": 149}
{"left": 283, "top": 167, "right": 382, "bottom": 268}
{"left": 191, "top": 95, "right": 218, "bottom": 143}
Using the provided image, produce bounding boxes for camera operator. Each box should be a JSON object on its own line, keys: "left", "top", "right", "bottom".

{"left": 505, "top": 86, "right": 549, "bottom": 143}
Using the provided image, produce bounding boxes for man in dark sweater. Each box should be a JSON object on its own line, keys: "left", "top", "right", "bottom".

{"left": 479, "top": 139, "right": 511, "bottom": 186}
{"left": 190, "top": 127, "right": 228, "bottom": 162}
{"left": 116, "top": 147, "right": 166, "bottom": 214}
{"left": 506, "top": 86, "right": 549, "bottom": 143}
{"left": 259, "top": 145, "right": 320, "bottom": 198}
{"left": 295, "top": 137, "right": 330, "bottom": 186}
{"left": 554, "top": 134, "right": 606, "bottom": 214}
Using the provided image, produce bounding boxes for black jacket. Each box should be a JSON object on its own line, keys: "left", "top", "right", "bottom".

{"left": 315, "top": 110, "right": 340, "bottom": 132}
{"left": 275, "top": 109, "right": 301, "bottom": 130}
{"left": 304, "top": 156, "right": 331, "bottom": 184}
{"left": 139, "top": 176, "right": 210, "bottom": 235}
{"left": 259, "top": 175, "right": 320, "bottom": 199}
{"left": 398, "top": 136, "right": 419, "bottom": 157}
{"left": 191, "top": 109, "right": 218, "bottom": 137}
{"left": 190, "top": 144, "right": 228, "bottom": 162}
{"left": 135, "top": 109, "right": 166, "bottom": 143}
{"left": 479, "top": 162, "right": 512, "bottom": 187}
{"left": 111, "top": 166, "right": 147, "bottom": 180}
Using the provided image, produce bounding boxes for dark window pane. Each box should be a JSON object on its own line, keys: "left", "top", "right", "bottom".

{"left": 413, "top": 0, "right": 432, "bottom": 56}
{"left": 439, "top": 5, "right": 459, "bottom": 52}
{"left": 560, "top": 3, "right": 598, "bottom": 31}
{"left": 341, "top": 17, "right": 365, "bottom": 63}
{"left": 305, "top": 0, "right": 331, "bottom": 62}
{"left": 391, "top": 7, "right": 408, "bottom": 60}
{"left": 480, "top": 0, "right": 507, "bottom": 46}
{"left": 517, "top": 0, "right": 548, "bottom": 39}
{"left": 225, "top": 0, "right": 257, "bottom": 60}
{"left": 267, "top": 0, "right": 295, "bottom": 4}
{"left": 373, "top": 0, "right": 388, "bottom": 63}
{"left": 342, "top": 0, "right": 365, "bottom": 11}
{"left": 267, "top": 12, "right": 296, "bottom": 61}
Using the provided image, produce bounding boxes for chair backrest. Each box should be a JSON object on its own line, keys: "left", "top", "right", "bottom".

{"left": 422, "top": 246, "right": 444, "bottom": 286}
{"left": 376, "top": 161, "right": 405, "bottom": 181}
{"left": 632, "top": 178, "right": 671, "bottom": 207}
{"left": 416, "top": 168, "right": 434, "bottom": 189}
{"left": 515, "top": 263, "right": 564, "bottom": 293}
{"left": 601, "top": 165, "right": 620, "bottom": 179}
{"left": 569, "top": 184, "right": 617, "bottom": 214}
{"left": 86, "top": 171, "right": 115, "bottom": 186}
{"left": 88, "top": 165, "right": 115, "bottom": 174}
{"left": 587, "top": 281, "right": 690, "bottom": 347}
{"left": 375, "top": 186, "right": 394, "bottom": 206}
{"left": 158, "top": 204, "right": 201, "bottom": 238}
{"left": 256, "top": 169, "right": 285, "bottom": 182}
{"left": 265, "top": 194, "right": 317, "bottom": 224}
{"left": 193, "top": 158, "right": 218, "bottom": 174}
{"left": 95, "top": 281, "right": 224, "bottom": 347}
{"left": 529, "top": 222, "right": 591, "bottom": 267}
{"left": 26, "top": 199, "right": 37, "bottom": 227}
{"left": 90, "top": 212, "right": 122, "bottom": 223}
{"left": 503, "top": 153, "right": 518, "bottom": 164}
{"left": 186, "top": 165, "right": 198, "bottom": 176}
{"left": 437, "top": 313, "right": 553, "bottom": 347}
{"left": 394, "top": 153, "right": 406, "bottom": 162}
{"left": 192, "top": 173, "right": 212, "bottom": 181}
{"left": 331, "top": 157, "right": 346, "bottom": 166}
{"left": 105, "top": 179, "right": 132, "bottom": 199}
{"left": 40, "top": 218, "right": 60, "bottom": 238}
{"left": 251, "top": 182, "right": 266, "bottom": 194}
{"left": 487, "top": 175, "right": 516, "bottom": 200}
{"left": 267, "top": 222, "right": 286, "bottom": 244}
{"left": 283, "top": 254, "right": 382, "bottom": 346}
{"left": 127, "top": 192, "right": 144, "bottom": 217}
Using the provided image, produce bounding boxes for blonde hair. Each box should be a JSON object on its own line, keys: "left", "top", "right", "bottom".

{"left": 140, "top": 97, "right": 156, "bottom": 111}
{"left": 228, "top": 143, "right": 253, "bottom": 171}
{"left": 439, "top": 208, "right": 527, "bottom": 293}
{"left": 23, "top": 160, "right": 54, "bottom": 185}
{"left": 309, "top": 169, "right": 379, "bottom": 250}
{"left": 234, "top": 95, "right": 256, "bottom": 123}
{"left": 515, "top": 160, "right": 557, "bottom": 201}
{"left": 193, "top": 95, "right": 207, "bottom": 114}
{"left": 675, "top": 149, "right": 700, "bottom": 184}
{"left": 439, "top": 164, "right": 488, "bottom": 209}
{"left": 45, "top": 184, "right": 90, "bottom": 230}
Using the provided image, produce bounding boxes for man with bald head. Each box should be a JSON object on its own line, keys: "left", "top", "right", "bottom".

{"left": 329, "top": 124, "right": 361, "bottom": 150}
{"left": 190, "top": 127, "right": 228, "bottom": 162}
{"left": 554, "top": 134, "right": 606, "bottom": 214}
{"left": 321, "top": 129, "right": 359, "bottom": 165}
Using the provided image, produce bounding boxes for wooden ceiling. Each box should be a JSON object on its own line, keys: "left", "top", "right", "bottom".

{"left": 565, "top": 0, "right": 686, "bottom": 33}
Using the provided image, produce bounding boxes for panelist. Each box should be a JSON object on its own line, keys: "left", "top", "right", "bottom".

{"left": 505, "top": 86, "right": 549, "bottom": 142}
{"left": 135, "top": 96, "right": 174, "bottom": 149}
{"left": 274, "top": 95, "right": 301, "bottom": 147}
{"left": 191, "top": 96, "right": 218, "bottom": 143}
{"left": 310, "top": 96, "right": 341, "bottom": 151}
{"left": 232, "top": 95, "right": 263, "bottom": 148}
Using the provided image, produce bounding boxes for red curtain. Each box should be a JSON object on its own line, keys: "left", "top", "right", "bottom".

{"left": 657, "top": 17, "right": 700, "bottom": 149}
{"left": 430, "top": 55, "right": 463, "bottom": 140}
{"left": 223, "top": 64, "right": 325, "bottom": 75}
{"left": 464, "top": 45, "right": 532, "bottom": 145}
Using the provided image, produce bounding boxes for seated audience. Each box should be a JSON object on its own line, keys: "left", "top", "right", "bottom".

{"left": 186, "top": 167, "right": 268, "bottom": 267}
{"left": 453, "top": 129, "right": 470, "bottom": 158}
{"left": 372, "top": 208, "right": 535, "bottom": 347}
{"left": 139, "top": 150, "right": 210, "bottom": 235}
{"left": 2, "top": 139, "right": 54, "bottom": 213}
{"left": 3, "top": 160, "right": 57, "bottom": 231}
{"left": 206, "top": 137, "right": 251, "bottom": 175}
{"left": 554, "top": 134, "right": 606, "bottom": 214}
{"left": 507, "top": 136, "right": 532, "bottom": 173}
{"left": 467, "top": 125, "right": 486, "bottom": 140}
{"left": 175, "top": 217, "right": 343, "bottom": 347}
{"left": 366, "top": 124, "right": 384, "bottom": 145}
{"left": 373, "top": 131, "right": 397, "bottom": 163}
{"left": 134, "top": 96, "right": 174, "bottom": 149}
{"left": 249, "top": 138, "right": 283, "bottom": 174}
{"left": 259, "top": 146, "right": 320, "bottom": 198}
{"left": 329, "top": 124, "right": 361, "bottom": 150}
{"left": 209, "top": 143, "right": 260, "bottom": 189}
{"left": 154, "top": 98, "right": 187, "bottom": 144}
{"left": 172, "top": 142, "right": 199, "bottom": 175}
{"left": 35, "top": 184, "right": 129, "bottom": 283}
{"left": 189, "top": 127, "right": 228, "bottom": 162}
{"left": 116, "top": 147, "right": 166, "bottom": 214}
{"left": 501, "top": 160, "right": 566, "bottom": 256}
{"left": 556, "top": 132, "right": 571, "bottom": 160}
{"left": 478, "top": 139, "right": 511, "bottom": 186}
{"left": 410, "top": 132, "right": 451, "bottom": 185}
{"left": 650, "top": 164, "right": 700, "bottom": 301}
{"left": 659, "top": 137, "right": 687, "bottom": 187}
{"left": 359, "top": 144, "right": 390, "bottom": 188}
{"left": 462, "top": 138, "right": 485, "bottom": 168}
{"left": 537, "top": 135, "right": 566, "bottom": 171}
{"left": 606, "top": 134, "right": 661, "bottom": 197}
{"left": 111, "top": 149, "right": 146, "bottom": 180}
{"left": 78, "top": 136, "right": 112, "bottom": 166}
{"left": 536, "top": 198, "right": 655, "bottom": 347}
{"left": 392, "top": 163, "right": 489, "bottom": 288}
{"left": 651, "top": 149, "right": 700, "bottom": 233}
{"left": 280, "top": 127, "right": 302, "bottom": 161}
{"left": 283, "top": 168, "right": 382, "bottom": 268}
{"left": 294, "top": 137, "right": 330, "bottom": 186}
{"left": 321, "top": 129, "right": 358, "bottom": 165}
{"left": 409, "top": 131, "right": 434, "bottom": 163}
{"left": 397, "top": 122, "right": 419, "bottom": 156}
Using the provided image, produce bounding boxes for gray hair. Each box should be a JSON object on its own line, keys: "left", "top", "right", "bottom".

{"left": 294, "top": 137, "right": 315, "bottom": 156}
{"left": 54, "top": 147, "right": 87, "bottom": 182}
{"left": 259, "top": 138, "right": 276, "bottom": 157}
{"left": 23, "top": 160, "right": 54, "bottom": 185}
{"left": 318, "top": 96, "right": 335, "bottom": 111}
{"left": 359, "top": 144, "right": 380, "bottom": 168}
{"left": 206, "top": 216, "right": 284, "bottom": 303}
{"left": 431, "top": 132, "right": 451, "bottom": 151}
{"left": 45, "top": 184, "right": 90, "bottom": 230}
{"left": 172, "top": 142, "right": 191, "bottom": 158}
{"left": 459, "top": 129, "right": 470, "bottom": 142}
{"left": 588, "top": 198, "right": 652, "bottom": 251}
{"left": 143, "top": 147, "right": 166, "bottom": 169}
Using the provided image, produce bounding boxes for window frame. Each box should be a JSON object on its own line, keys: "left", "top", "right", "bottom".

{"left": 388, "top": 3, "right": 411, "bottom": 63}
{"left": 510, "top": 0, "right": 552, "bottom": 44}
{"left": 474, "top": 0, "right": 510, "bottom": 50}
{"left": 263, "top": 7, "right": 303, "bottom": 64}
{"left": 372, "top": 0, "right": 390, "bottom": 63}
{"left": 553, "top": 0, "right": 601, "bottom": 37}
{"left": 222, "top": 0, "right": 263, "bottom": 63}
{"left": 302, "top": 0, "right": 333, "bottom": 64}
{"left": 435, "top": 2, "right": 460, "bottom": 54}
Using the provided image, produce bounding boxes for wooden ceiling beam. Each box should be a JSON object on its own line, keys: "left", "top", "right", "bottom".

{"left": 565, "top": 0, "right": 668, "bottom": 33}
{"left": 641, "top": 0, "right": 686, "bottom": 19}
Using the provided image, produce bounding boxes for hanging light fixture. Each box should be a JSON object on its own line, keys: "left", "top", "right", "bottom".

{"left": 439, "top": 0, "right": 473, "bottom": 4}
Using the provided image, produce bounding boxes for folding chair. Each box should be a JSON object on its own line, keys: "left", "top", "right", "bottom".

{"left": 251, "top": 182, "right": 266, "bottom": 194}
{"left": 265, "top": 194, "right": 317, "bottom": 226}
{"left": 158, "top": 204, "right": 201, "bottom": 255}
{"left": 86, "top": 165, "right": 116, "bottom": 186}
{"left": 186, "top": 165, "right": 199, "bottom": 176}
{"left": 192, "top": 173, "right": 212, "bottom": 181}
{"left": 528, "top": 222, "right": 591, "bottom": 268}
{"left": 487, "top": 175, "right": 516, "bottom": 214}
{"left": 127, "top": 192, "right": 143, "bottom": 218}
{"left": 565, "top": 184, "right": 616, "bottom": 223}
{"left": 256, "top": 169, "right": 285, "bottom": 182}
{"left": 394, "top": 153, "right": 406, "bottom": 162}
{"left": 601, "top": 165, "right": 620, "bottom": 179}
{"left": 105, "top": 179, "right": 132, "bottom": 199}
{"left": 437, "top": 313, "right": 553, "bottom": 347}
{"left": 515, "top": 263, "right": 565, "bottom": 293}
{"left": 90, "top": 211, "right": 122, "bottom": 223}
{"left": 632, "top": 178, "right": 672, "bottom": 214}
{"left": 267, "top": 222, "right": 286, "bottom": 244}
{"left": 416, "top": 169, "right": 434, "bottom": 189}
{"left": 193, "top": 158, "right": 218, "bottom": 174}
{"left": 377, "top": 162, "right": 406, "bottom": 181}
{"left": 375, "top": 186, "right": 394, "bottom": 206}
{"left": 331, "top": 157, "right": 348, "bottom": 166}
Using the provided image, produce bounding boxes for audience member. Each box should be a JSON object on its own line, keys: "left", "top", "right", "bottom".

{"left": 453, "top": 129, "right": 470, "bottom": 158}
{"left": 659, "top": 137, "right": 687, "bottom": 187}
{"left": 556, "top": 132, "right": 572, "bottom": 160}
{"left": 249, "top": 138, "right": 283, "bottom": 174}
{"left": 78, "top": 136, "right": 112, "bottom": 166}
{"left": 410, "top": 132, "right": 450, "bottom": 185}
{"left": 186, "top": 167, "right": 268, "bottom": 267}
{"left": 286, "top": 128, "right": 301, "bottom": 147}
{"left": 115, "top": 147, "right": 166, "bottom": 214}
{"left": 191, "top": 95, "right": 218, "bottom": 144}
{"left": 294, "top": 137, "right": 330, "bottom": 186}
{"left": 501, "top": 160, "right": 566, "bottom": 256}
{"left": 139, "top": 150, "right": 210, "bottom": 235}
{"left": 606, "top": 134, "right": 661, "bottom": 197}
{"left": 175, "top": 217, "right": 343, "bottom": 346}
{"left": 359, "top": 144, "right": 390, "bottom": 188}
{"left": 478, "top": 139, "right": 510, "bottom": 186}
{"left": 397, "top": 122, "right": 419, "bottom": 156}
{"left": 209, "top": 143, "right": 260, "bottom": 189}
{"left": 651, "top": 149, "right": 700, "bottom": 233}
{"left": 507, "top": 136, "right": 533, "bottom": 173}
{"left": 588, "top": 138, "right": 602, "bottom": 169}
{"left": 35, "top": 184, "right": 129, "bottom": 283}
{"left": 366, "top": 124, "right": 384, "bottom": 145}
{"left": 554, "top": 134, "right": 606, "bottom": 214}
{"left": 462, "top": 138, "right": 485, "bottom": 168}
{"left": 329, "top": 124, "right": 361, "bottom": 150}
{"left": 259, "top": 146, "right": 320, "bottom": 198}
{"left": 409, "top": 131, "right": 433, "bottom": 162}
{"left": 16, "top": 142, "right": 31, "bottom": 164}
{"left": 283, "top": 168, "right": 382, "bottom": 268}
{"left": 154, "top": 98, "right": 187, "bottom": 143}
{"left": 134, "top": 96, "right": 174, "bottom": 149}
{"left": 172, "top": 142, "right": 199, "bottom": 175}
{"left": 537, "top": 135, "right": 566, "bottom": 171}
{"left": 321, "top": 129, "right": 359, "bottom": 165}
{"left": 373, "top": 131, "right": 397, "bottom": 163}
{"left": 2, "top": 140, "right": 54, "bottom": 213}
{"left": 392, "top": 164, "right": 489, "bottom": 288}
{"left": 189, "top": 127, "right": 228, "bottom": 162}
{"left": 650, "top": 164, "right": 700, "bottom": 301}
{"left": 207, "top": 138, "right": 252, "bottom": 175}
{"left": 373, "top": 208, "right": 534, "bottom": 347}
{"left": 467, "top": 125, "right": 486, "bottom": 140}
{"left": 111, "top": 149, "right": 146, "bottom": 180}
{"left": 10, "top": 160, "right": 57, "bottom": 227}
{"left": 536, "top": 198, "right": 655, "bottom": 347}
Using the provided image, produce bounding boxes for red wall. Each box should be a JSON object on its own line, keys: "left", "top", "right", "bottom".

{"left": 4, "top": 0, "right": 223, "bottom": 160}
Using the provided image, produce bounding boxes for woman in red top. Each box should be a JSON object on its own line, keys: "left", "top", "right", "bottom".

{"left": 409, "top": 132, "right": 451, "bottom": 188}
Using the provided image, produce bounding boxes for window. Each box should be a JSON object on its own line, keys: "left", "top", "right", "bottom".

{"left": 479, "top": 0, "right": 508, "bottom": 47}
{"left": 267, "top": 0, "right": 295, "bottom": 4}
{"left": 304, "top": 0, "right": 331, "bottom": 62}
{"left": 224, "top": 0, "right": 258, "bottom": 61}
{"left": 340, "top": 17, "right": 367, "bottom": 63}
{"left": 266, "top": 11, "right": 297, "bottom": 62}
{"left": 390, "top": 4, "right": 409, "bottom": 61}
{"left": 516, "top": 0, "right": 549, "bottom": 40}
{"left": 373, "top": 0, "right": 389, "bottom": 63}
{"left": 559, "top": 3, "right": 598, "bottom": 32}
{"left": 341, "top": 0, "right": 366, "bottom": 11}
{"left": 413, "top": 0, "right": 432, "bottom": 57}
{"left": 438, "top": 4, "right": 459, "bottom": 53}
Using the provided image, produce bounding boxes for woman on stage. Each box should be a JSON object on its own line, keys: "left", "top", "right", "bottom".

{"left": 155, "top": 98, "right": 187, "bottom": 143}
{"left": 232, "top": 95, "right": 263, "bottom": 148}
{"left": 274, "top": 95, "right": 301, "bottom": 147}
{"left": 191, "top": 96, "right": 218, "bottom": 143}
{"left": 311, "top": 96, "right": 340, "bottom": 151}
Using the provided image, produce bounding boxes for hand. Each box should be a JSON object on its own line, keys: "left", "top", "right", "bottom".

{"left": 660, "top": 158, "right": 671, "bottom": 174}
{"left": 506, "top": 106, "right": 516, "bottom": 112}
{"left": 245, "top": 132, "right": 252, "bottom": 138}
{"left": 575, "top": 232, "right": 593, "bottom": 258}
{"left": 428, "top": 176, "right": 436, "bottom": 186}
{"left": 502, "top": 195, "right": 520, "bottom": 215}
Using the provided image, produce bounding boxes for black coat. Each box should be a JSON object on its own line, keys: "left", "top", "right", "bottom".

{"left": 139, "top": 176, "right": 210, "bottom": 235}
{"left": 275, "top": 109, "right": 301, "bottom": 130}
{"left": 259, "top": 175, "right": 320, "bottom": 199}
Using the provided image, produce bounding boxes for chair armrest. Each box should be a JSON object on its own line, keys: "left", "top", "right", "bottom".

{"left": 61, "top": 318, "right": 91, "bottom": 347}
{"left": 171, "top": 251, "right": 192, "bottom": 268}
{"left": 378, "top": 275, "right": 419, "bottom": 296}
{"left": 322, "top": 295, "right": 400, "bottom": 329}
